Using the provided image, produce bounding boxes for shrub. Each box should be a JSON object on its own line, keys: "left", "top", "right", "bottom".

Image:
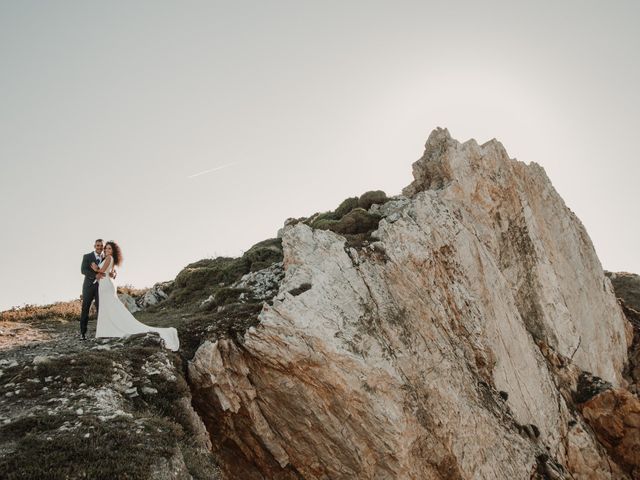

{"left": 358, "top": 190, "right": 388, "bottom": 210}
{"left": 0, "top": 415, "right": 180, "bottom": 480}
{"left": 329, "top": 208, "right": 381, "bottom": 235}
{"left": 213, "top": 288, "right": 249, "bottom": 307}
{"left": 334, "top": 197, "right": 360, "bottom": 217}
{"left": 168, "top": 239, "right": 283, "bottom": 306}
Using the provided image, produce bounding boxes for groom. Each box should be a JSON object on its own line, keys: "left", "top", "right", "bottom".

{"left": 79, "top": 239, "right": 115, "bottom": 340}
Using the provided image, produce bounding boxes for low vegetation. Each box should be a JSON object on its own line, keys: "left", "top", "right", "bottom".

{"left": 0, "top": 334, "right": 221, "bottom": 480}
{"left": 305, "top": 190, "right": 389, "bottom": 247}
{"left": 0, "top": 414, "right": 180, "bottom": 480}
{"left": 167, "top": 238, "right": 282, "bottom": 306}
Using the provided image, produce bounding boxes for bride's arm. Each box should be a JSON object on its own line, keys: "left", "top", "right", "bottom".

{"left": 95, "top": 255, "right": 113, "bottom": 274}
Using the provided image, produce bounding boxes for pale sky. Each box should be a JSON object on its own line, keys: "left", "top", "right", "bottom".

{"left": 1, "top": 1, "right": 638, "bottom": 311}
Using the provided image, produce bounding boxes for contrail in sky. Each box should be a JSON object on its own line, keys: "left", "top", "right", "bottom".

{"left": 187, "top": 162, "right": 239, "bottom": 178}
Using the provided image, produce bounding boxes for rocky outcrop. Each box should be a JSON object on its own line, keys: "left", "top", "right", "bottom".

{"left": 119, "top": 293, "right": 141, "bottom": 313}
{"left": 138, "top": 282, "right": 171, "bottom": 309}
{"left": 606, "top": 272, "right": 640, "bottom": 313}
{"left": 606, "top": 271, "right": 640, "bottom": 393}
{"left": 0, "top": 326, "right": 221, "bottom": 479}
{"left": 188, "top": 129, "right": 633, "bottom": 479}
{"left": 118, "top": 282, "right": 172, "bottom": 313}
{"left": 622, "top": 305, "right": 640, "bottom": 394}
{"left": 580, "top": 388, "right": 640, "bottom": 477}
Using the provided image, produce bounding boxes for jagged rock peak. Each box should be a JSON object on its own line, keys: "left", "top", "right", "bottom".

{"left": 403, "top": 127, "right": 519, "bottom": 197}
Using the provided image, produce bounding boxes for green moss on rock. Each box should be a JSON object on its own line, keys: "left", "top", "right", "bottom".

{"left": 0, "top": 333, "right": 221, "bottom": 480}
{"left": 213, "top": 288, "right": 249, "bottom": 307}
{"left": 334, "top": 196, "right": 359, "bottom": 217}
{"left": 243, "top": 238, "right": 283, "bottom": 272}
{"left": 310, "top": 218, "right": 340, "bottom": 231}
{"left": 0, "top": 414, "right": 181, "bottom": 480}
{"left": 302, "top": 195, "right": 384, "bottom": 248}
{"left": 606, "top": 271, "right": 640, "bottom": 312}
{"left": 331, "top": 208, "right": 381, "bottom": 235}
{"left": 358, "top": 190, "right": 388, "bottom": 210}
{"left": 169, "top": 239, "right": 282, "bottom": 306}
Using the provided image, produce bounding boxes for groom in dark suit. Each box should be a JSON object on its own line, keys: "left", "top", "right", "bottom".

{"left": 79, "top": 239, "right": 112, "bottom": 340}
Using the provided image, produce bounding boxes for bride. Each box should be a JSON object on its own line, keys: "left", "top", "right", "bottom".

{"left": 91, "top": 241, "right": 179, "bottom": 351}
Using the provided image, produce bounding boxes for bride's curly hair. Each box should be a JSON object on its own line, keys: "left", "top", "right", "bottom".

{"left": 106, "top": 241, "right": 123, "bottom": 266}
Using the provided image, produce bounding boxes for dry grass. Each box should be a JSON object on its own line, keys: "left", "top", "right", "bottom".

{"left": 0, "top": 285, "right": 147, "bottom": 325}
{"left": 117, "top": 284, "right": 148, "bottom": 297}
{"left": 0, "top": 300, "right": 82, "bottom": 323}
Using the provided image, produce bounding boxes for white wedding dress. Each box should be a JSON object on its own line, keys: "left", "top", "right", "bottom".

{"left": 95, "top": 257, "right": 179, "bottom": 351}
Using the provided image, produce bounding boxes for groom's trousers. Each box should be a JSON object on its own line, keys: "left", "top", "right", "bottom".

{"left": 80, "top": 279, "right": 99, "bottom": 335}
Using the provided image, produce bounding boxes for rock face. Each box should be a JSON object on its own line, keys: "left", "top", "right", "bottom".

{"left": 118, "top": 293, "right": 141, "bottom": 313}
{"left": 580, "top": 389, "right": 640, "bottom": 477}
{"left": 119, "top": 283, "right": 171, "bottom": 313}
{"left": 138, "top": 282, "right": 171, "bottom": 309}
{"left": 606, "top": 271, "right": 640, "bottom": 396}
{"left": 189, "top": 129, "right": 633, "bottom": 479}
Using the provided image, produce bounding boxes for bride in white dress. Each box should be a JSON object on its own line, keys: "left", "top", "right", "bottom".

{"left": 92, "top": 241, "right": 179, "bottom": 351}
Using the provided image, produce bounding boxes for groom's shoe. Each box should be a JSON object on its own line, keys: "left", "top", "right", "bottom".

{"left": 81, "top": 333, "right": 87, "bottom": 341}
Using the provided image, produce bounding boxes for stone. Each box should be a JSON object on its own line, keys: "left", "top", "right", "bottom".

{"left": 91, "top": 345, "right": 112, "bottom": 351}
{"left": 581, "top": 388, "right": 640, "bottom": 477}
{"left": 33, "top": 355, "right": 54, "bottom": 365}
{"left": 118, "top": 293, "right": 141, "bottom": 313}
{"left": 234, "top": 262, "right": 285, "bottom": 302}
{"left": 137, "top": 283, "right": 170, "bottom": 309}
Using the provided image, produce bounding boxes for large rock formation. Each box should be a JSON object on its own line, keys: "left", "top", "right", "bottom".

{"left": 189, "top": 128, "right": 634, "bottom": 479}
{"left": 3, "top": 129, "right": 636, "bottom": 479}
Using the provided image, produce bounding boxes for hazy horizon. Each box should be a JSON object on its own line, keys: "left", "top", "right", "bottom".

{"left": 1, "top": 1, "right": 639, "bottom": 311}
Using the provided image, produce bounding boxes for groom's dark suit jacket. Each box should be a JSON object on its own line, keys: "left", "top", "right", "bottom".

{"left": 81, "top": 252, "right": 100, "bottom": 288}
{"left": 79, "top": 251, "right": 101, "bottom": 335}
